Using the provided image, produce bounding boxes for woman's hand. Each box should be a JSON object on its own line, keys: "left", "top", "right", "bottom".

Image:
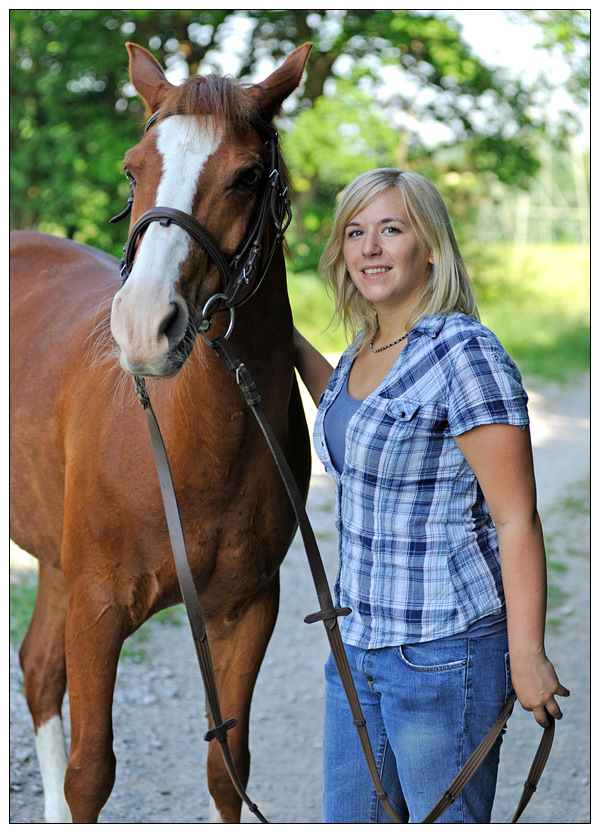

{"left": 510, "top": 649, "right": 570, "bottom": 727}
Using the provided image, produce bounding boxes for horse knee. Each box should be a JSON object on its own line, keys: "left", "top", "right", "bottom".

{"left": 64, "top": 747, "right": 116, "bottom": 823}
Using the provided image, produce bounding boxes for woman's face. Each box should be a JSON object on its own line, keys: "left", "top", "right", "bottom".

{"left": 342, "top": 188, "right": 433, "bottom": 317}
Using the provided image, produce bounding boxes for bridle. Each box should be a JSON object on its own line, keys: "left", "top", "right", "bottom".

{"left": 110, "top": 109, "right": 556, "bottom": 824}
{"left": 110, "top": 107, "right": 292, "bottom": 341}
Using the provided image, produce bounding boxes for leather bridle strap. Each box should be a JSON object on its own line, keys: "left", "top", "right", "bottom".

{"left": 123, "top": 207, "right": 233, "bottom": 292}
{"left": 420, "top": 692, "right": 555, "bottom": 823}
{"left": 131, "top": 352, "right": 403, "bottom": 824}
{"left": 133, "top": 375, "right": 269, "bottom": 824}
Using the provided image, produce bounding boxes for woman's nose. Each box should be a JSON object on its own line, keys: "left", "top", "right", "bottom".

{"left": 362, "top": 230, "right": 381, "bottom": 255}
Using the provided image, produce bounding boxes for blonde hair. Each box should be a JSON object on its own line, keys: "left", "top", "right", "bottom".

{"left": 318, "top": 168, "right": 479, "bottom": 350}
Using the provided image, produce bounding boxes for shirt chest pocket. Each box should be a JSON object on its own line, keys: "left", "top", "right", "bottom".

{"left": 376, "top": 398, "right": 450, "bottom": 440}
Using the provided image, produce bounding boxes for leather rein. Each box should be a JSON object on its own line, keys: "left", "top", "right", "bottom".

{"left": 111, "top": 110, "right": 555, "bottom": 824}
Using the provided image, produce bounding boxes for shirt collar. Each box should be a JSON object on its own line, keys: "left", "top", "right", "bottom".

{"left": 412, "top": 314, "right": 446, "bottom": 338}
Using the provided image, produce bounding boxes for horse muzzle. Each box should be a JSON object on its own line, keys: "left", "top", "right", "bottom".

{"left": 110, "top": 283, "right": 191, "bottom": 378}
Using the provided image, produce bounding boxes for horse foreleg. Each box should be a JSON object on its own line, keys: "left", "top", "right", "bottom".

{"left": 205, "top": 576, "right": 280, "bottom": 823}
{"left": 19, "top": 561, "right": 71, "bottom": 823}
{"left": 62, "top": 579, "right": 127, "bottom": 823}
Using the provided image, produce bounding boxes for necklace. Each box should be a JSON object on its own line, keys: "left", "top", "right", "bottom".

{"left": 369, "top": 326, "right": 410, "bottom": 353}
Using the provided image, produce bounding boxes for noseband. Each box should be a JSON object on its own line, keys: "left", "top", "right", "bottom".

{"left": 110, "top": 108, "right": 292, "bottom": 340}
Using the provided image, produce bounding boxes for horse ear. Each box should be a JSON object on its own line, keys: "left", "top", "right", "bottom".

{"left": 126, "top": 42, "right": 175, "bottom": 115}
{"left": 250, "top": 42, "right": 312, "bottom": 121}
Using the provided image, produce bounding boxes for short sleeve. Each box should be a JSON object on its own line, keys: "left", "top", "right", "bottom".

{"left": 447, "top": 336, "right": 529, "bottom": 436}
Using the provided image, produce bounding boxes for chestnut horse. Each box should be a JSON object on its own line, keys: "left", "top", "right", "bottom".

{"left": 10, "top": 42, "right": 312, "bottom": 823}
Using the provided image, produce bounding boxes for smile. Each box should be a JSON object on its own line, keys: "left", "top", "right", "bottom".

{"left": 362, "top": 267, "right": 390, "bottom": 275}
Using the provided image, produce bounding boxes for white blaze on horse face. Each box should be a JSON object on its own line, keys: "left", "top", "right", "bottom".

{"left": 111, "top": 116, "right": 222, "bottom": 375}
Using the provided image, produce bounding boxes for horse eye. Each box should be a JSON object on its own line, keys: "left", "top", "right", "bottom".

{"left": 236, "top": 167, "right": 261, "bottom": 189}
{"left": 124, "top": 167, "right": 136, "bottom": 185}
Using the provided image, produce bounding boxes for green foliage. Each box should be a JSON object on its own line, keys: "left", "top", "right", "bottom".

{"left": 10, "top": 9, "right": 589, "bottom": 263}
{"left": 10, "top": 578, "right": 37, "bottom": 646}
{"left": 287, "top": 270, "right": 343, "bottom": 353}
{"left": 506, "top": 10, "right": 590, "bottom": 110}
{"left": 283, "top": 83, "right": 400, "bottom": 271}
{"left": 10, "top": 10, "right": 140, "bottom": 254}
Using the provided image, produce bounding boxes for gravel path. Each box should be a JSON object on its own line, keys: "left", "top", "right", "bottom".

{"left": 10, "top": 373, "right": 590, "bottom": 824}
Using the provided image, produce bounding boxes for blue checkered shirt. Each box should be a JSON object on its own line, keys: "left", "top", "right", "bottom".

{"left": 314, "top": 314, "right": 529, "bottom": 648}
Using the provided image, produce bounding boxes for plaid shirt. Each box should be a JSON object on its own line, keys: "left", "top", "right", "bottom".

{"left": 314, "top": 314, "right": 529, "bottom": 648}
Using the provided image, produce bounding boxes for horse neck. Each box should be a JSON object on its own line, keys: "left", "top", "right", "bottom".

{"left": 171, "top": 244, "right": 293, "bottom": 411}
{"left": 232, "top": 245, "right": 293, "bottom": 359}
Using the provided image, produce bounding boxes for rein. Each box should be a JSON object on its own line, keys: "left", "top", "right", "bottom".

{"left": 112, "top": 111, "right": 555, "bottom": 824}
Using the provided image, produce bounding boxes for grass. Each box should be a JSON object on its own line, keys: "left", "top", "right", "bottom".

{"left": 544, "top": 477, "right": 590, "bottom": 629}
{"left": 119, "top": 606, "right": 185, "bottom": 661}
{"left": 287, "top": 243, "right": 590, "bottom": 379}
{"left": 9, "top": 579, "right": 38, "bottom": 647}
{"left": 475, "top": 244, "right": 589, "bottom": 381}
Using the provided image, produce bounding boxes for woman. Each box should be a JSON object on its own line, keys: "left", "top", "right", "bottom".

{"left": 293, "top": 168, "right": 569, "bottom": 823}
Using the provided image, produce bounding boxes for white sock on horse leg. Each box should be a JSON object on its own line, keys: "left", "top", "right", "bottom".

{"left": 35, "top": 715, "right": 72, "bottom": 823}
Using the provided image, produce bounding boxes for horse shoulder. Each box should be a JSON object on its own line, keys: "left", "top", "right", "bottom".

{"left": 10, "top": 232, "right": 123, "bottom": 565}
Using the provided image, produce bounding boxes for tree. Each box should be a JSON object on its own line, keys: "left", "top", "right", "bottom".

{"left": 9, "top": 9, "right": 230, "bottom": 250}
{"left": 10, "top": 10, "right": 589, "bottom": 264}
{"left": 507, "top": 9, "right": 590, "bottom": 111}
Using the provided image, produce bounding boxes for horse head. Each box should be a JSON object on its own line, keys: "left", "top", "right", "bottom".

{"left": 110, "top": 42, "right": 311, "bottom": 378}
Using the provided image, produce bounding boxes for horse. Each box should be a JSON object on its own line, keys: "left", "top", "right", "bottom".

{"left": 10, "top": 41, "right": 312, "bottom": 823}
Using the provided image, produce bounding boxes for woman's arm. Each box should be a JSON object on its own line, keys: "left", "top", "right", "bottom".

{"left": 293, "top": 327, "right": 334, "bottom": 406}
{"left": 454, "top": 423, "right": 570, "bottom": 727}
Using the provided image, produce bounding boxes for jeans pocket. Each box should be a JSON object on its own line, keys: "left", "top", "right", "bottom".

{"left": 398, "top": 639, "right": 469, "bottom": 672}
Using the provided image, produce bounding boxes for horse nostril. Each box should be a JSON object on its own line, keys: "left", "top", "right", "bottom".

{"left": 160, "top": 300, "right": 189, "bottom": 347}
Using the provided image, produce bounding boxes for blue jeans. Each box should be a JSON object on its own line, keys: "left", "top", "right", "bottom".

{"left": 322, "top": 631, "right": 512, "bottom": 823}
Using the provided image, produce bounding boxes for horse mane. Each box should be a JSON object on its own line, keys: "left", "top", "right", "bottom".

{"left": 158, "top": 74, "right": 263, "bottom": 138}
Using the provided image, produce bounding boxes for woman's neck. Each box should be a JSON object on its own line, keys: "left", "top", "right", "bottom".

{"left": 373, "top": 307, "right": 412, "bottom": 343}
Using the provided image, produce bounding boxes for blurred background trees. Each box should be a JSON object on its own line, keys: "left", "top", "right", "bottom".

{"left": 9, "top": 9, "right": 589, "bottom": 376}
